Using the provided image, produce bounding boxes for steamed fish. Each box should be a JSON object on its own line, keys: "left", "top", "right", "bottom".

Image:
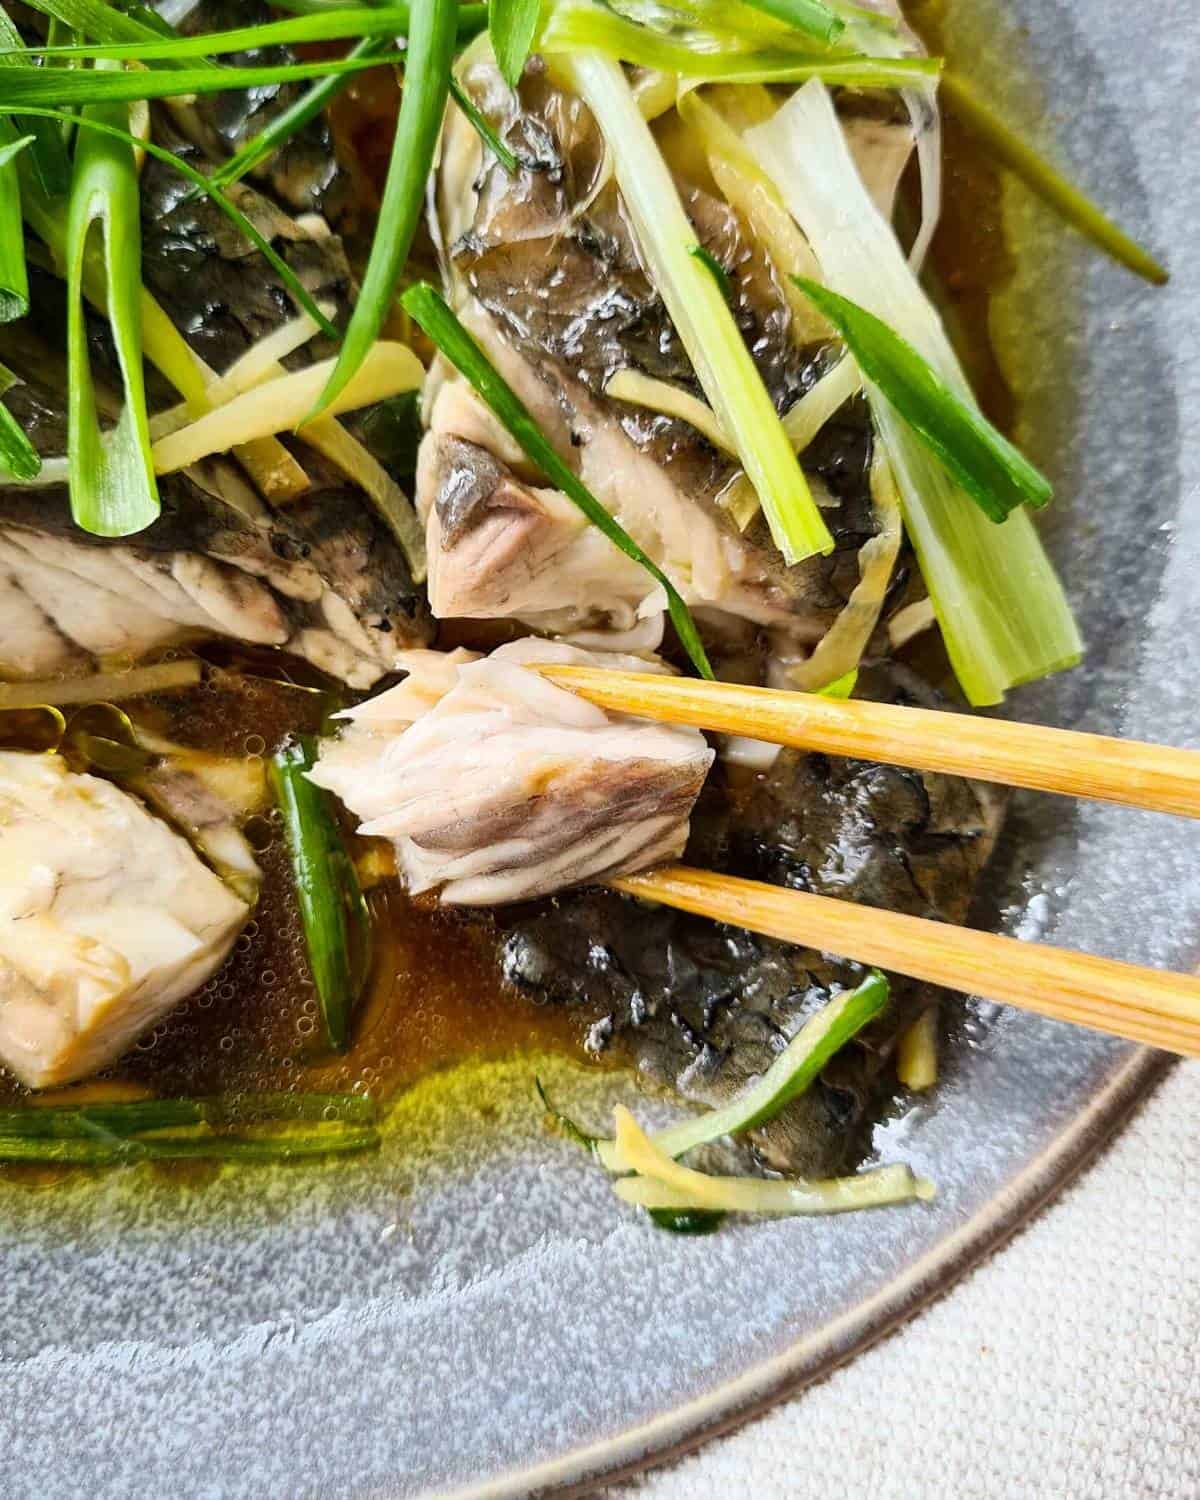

{"left": 0, "top": 752, "right": 254, "bottom": 1088}
{"left": 311, "top": 640, "right": 714, "bottom": 903}
{"left": 421, "top": 57, "right": 900, "bottom": 649}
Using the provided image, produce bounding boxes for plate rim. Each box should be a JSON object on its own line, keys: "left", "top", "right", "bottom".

{"left": 431, "top": 1045, "right": 1170, "bottom": 1500}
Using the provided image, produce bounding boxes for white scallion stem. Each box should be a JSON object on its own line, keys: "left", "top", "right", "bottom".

{"left": 0, "top": 658, "right": 202, "bottom": 709}
{"left": 746, "top": 81, "right": 1081, "bottom": 704}
{"left": 559, "top": 53, "right": 833, "bottom": 565}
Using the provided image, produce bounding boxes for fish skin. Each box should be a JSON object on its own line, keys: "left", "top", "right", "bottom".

{"left": 166, "top": 0, "right": 356, "bottom": 229}
{"left": 500, "top": 664, "right": 1006, "bottom": 1177}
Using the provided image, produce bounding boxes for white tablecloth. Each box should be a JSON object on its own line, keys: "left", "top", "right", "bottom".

{"left": 612, "top": 1061, "right": 1200, "bottom": 1499}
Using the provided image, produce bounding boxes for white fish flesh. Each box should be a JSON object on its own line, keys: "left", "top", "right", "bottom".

{"left": 0, "top": 752, "right": 253, "bottom": 1088}
{"left": 310, "top": 640, "right": 714, "bottom": 905}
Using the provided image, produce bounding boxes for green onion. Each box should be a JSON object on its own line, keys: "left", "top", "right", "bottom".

{"left": 65, "top": 73, "right": 157, "bottom": 536}
{"left": 537, "top": 5, "right": 939, "bottom": 87}
{"left": 401, "top": 281, "right": 715, "bottom": 679}
{"left": 17, "top": 106, "right": 337, "bottom": 339}
{"left": 738, "top": 0, "right": 844, "bottom": 44}
{"left": 270, "top": 735, "right": 372, "bottom": 1052}
{"left": 941, "top": 71, "right": 1167, "bottom": 287}
{"left": 688, "top": 241, "right": 733, "bottom": 301}
{"left": 12, "top": 7, "right": 415, "bottom": 62}
{"left": 0, "top": 126, "right": 29, "bottom": 322}
{"left": 0, "top": 1127, "right": 380, "bottom": 1164}
{"left": 818, "top": 667, "right": 857, "bottom": 698}
{"left": 310, "top": 0, "right": 457, "bottom": 421}
{"left": 647, "top": 1207, "right": 726, "bottom": 1234}
{"left": 20, "top": 0, "right": 218, "bottom": 67}
{"left": 489, "top": 0, "right": 539, "bottom": 88}
{"left": 449, "top": 74, "right": 519, "bottom": 172}
{"left": 616, "top": 1158, "right": 933, "bottom": 1216}
{"left": 0, "top": 1091, "right": 376, "bottom": 1137}
{"left": 792, "top": 277, "right": 1052, "bottom": 523}
{"left": 535, "top": 1076, "right": 600, "bottom": 1154}
{"left": 598, "top": 970, "right": 888, "bottom": 1172}
{"left": 204, "top": 34, "right": 393, "bottom": 198}
{"left": 269, "top": 0, "right": 488, "bottom": 31}
{"left": 0, "top": 358, "right": 40, "bottom": 480}
{"left": 0, "top": 54, "right": 386, "bottom": 107}
{"left": 0, "top": 4, "right": 72, "bottom": 199}
{"left": 747, "top": 80, "right": 1081, "bottom": 706}
{"left": 556, "top": 53, "right": 832, "bottom": 566}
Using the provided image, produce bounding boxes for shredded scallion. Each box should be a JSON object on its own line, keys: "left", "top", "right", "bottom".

{"left": 271, "top": 736, "right": 372, "bottom": 1052}
{"left": 792, "top": 276, "right": 1053, "bottom": 522}
{"left": 65, "top": 72, "right": 157, "bottom": 536}
{"left": 310, "top": 0, "right": 458, "bottom": 421}
{"left": 556, "top": 52, "right": 832, "bottom": 566}
{"left": 598, "top": 970, "right": 888, "bottom": 1171}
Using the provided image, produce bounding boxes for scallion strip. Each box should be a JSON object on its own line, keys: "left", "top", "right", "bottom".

{"left": 688, "top": 241, "right": 733, "bottom": 301}
{"left": 449, "top": 73, "right": 518, "bottom": 172}
{"left": 738, "top": 0, "right": 844, "bottom": 44}
{"left": 20, "top": 0, "right": 218, "bottom": 68}
{"left": 205, "top": 34, "right": 393, "bottom": 197}
{"left": 0, "top": 357, "right": 39, "bottom": 479}
{"left": 792, "top": 277, "right": 1052, "bottom": 522}
{"left": 747, "top": 80, "right": 1081, "bottom": 705}
{"left": 0, "top": 1091, "right": 376, "bottom": 1137}
{"left": 310, "top": 0, "right": 457, "bottom": 420}
{"left": 0, "top": 126, "right": 29, "bottom": 321}
{"left": 615, "top": 1155, "right": 933, "bottom": 1216}
{"left": 401, "top": 281, "right": 715, "bottom": 679}
{"left": 17, "top": 105, "right": 337, "bottom": 338}
{"left": 537, "top": 6, "right": 939, "bottom": 87}
{"left": 65, "top": 72, "right": 157, "bottom": 536}
{"left": 0, "top": 54, "right": 385, "bottom": 107}
{"left": 270, "top": 735, "right": 371, "bottom": 1052}
{"left": 0, "top": 1127, "right": 380, "bottom": 1163}
{"left": 598, "top": 970, "right": 888, "bottom": 1172}
{"left": 0, "top": 3, "right": 72, "bottom": 200}
{"left": 11, "top": 7, "right": 415, "bottom": 62}
{"left": 489, "top": 0, "right": 539, "bottom": 88}
{"left": 941, "top": 71, "right": 1167, "bottom": 287}
{"left": 556, "top": 53, "right": 831, "bottom": 565}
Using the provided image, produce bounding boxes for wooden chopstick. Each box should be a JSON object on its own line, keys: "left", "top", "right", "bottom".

{"left": 543, "top": 666, "right": 1200, "bottom": 819}
{"left": 610, "top": 866, "right": 1200, "bottom": 1058}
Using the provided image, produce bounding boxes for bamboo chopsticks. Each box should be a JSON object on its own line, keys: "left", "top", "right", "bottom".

{"left": 536, "top": 664, "right": 1200, "bottom": 1054}
{"left": 612, "top": 867, "right": 1200, "bottom": 1057}
{"left": 542, "top": 666, "right": 1200, "bottom": 819}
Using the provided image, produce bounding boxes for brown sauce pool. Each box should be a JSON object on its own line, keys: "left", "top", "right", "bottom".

{"left": 0, "top": 27, "right": 1029, "bottom": 1171}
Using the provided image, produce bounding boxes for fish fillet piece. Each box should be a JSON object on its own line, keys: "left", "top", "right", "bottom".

{"left": 0, "top": 753, "right": 253, "bottom": 1089}
{"left": 419, "top": 58, "right": 887, "bottom": 646}
{"left": 310, "top": 640, "right": 715, "bottom": 905}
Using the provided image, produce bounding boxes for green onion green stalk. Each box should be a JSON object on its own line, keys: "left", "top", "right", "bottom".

{"left": 792, "top": 277, "right": 1053, "bottom": 523}
{"left": 270, "top": 736, "right": 372, "bottom": 1052}
{"left": 310, "top": 0, "right": 458, "bottom": 420}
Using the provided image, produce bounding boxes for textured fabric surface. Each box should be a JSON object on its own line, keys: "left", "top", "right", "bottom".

{"left": 611, "top": 1061, "right": 1200, "bottom": 1499}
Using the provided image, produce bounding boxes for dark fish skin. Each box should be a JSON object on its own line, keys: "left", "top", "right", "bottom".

{"left": 500, "top": 665, "right": 1006, "bottom": 1177}
{"left": 138, "top": 109, "right": 352, "bottom": 377}
{"left": 167, "top": 0, "right": 355, "bottom": 228}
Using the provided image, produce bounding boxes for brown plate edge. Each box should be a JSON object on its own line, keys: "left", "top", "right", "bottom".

{"left": 439, "top": 1044, "right": 1171, "bottom": 1500}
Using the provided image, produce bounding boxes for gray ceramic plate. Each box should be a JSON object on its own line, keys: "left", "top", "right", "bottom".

{"left": 2, "top": 0, "right": 1196, "bottom": 1494}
